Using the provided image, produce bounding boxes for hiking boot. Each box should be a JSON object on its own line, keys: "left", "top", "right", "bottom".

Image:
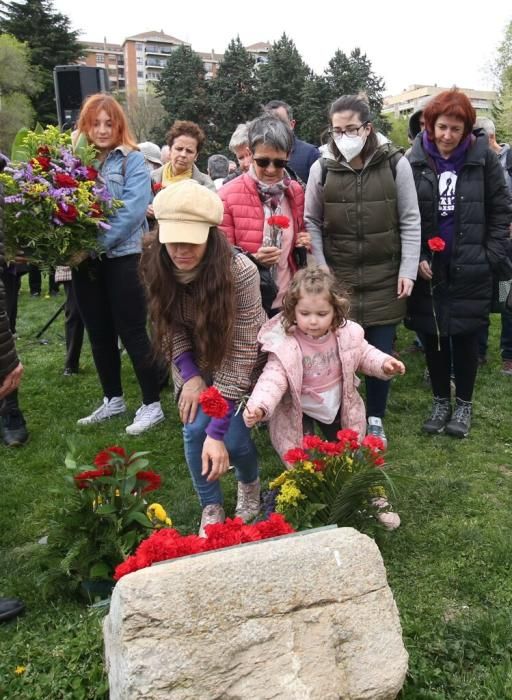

{"left": 125, "top": 401, "right": 164, "bottom": 435}
{"left": 235, "top": 479, "right": 261, "bottom": 522}
{"left": 367, "top": 417, "right": 387, "bottom": 449}
{"left": 422, "top": 397, "right": 451, "bottom": 434}
{"left": 445, "top": 398, "right": 472, "bottom": 438}
{"left": 1, "top": 409, "right": 28, "bottom": 447}
{"left": 502, "top": 359, "right": 512, "bottom": 376}
{"left": 0, "top": 597, "right": 25, "bottom": 622}
{"left": 77, "top": 396, "right": 126, "bottom": 425}
{"left": 199, "top": 504, "right": 225, "bottom": 537}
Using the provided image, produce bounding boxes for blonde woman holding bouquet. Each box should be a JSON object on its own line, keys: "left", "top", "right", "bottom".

{"left": 72, "top": 94, "right": 164, "bottom": 435}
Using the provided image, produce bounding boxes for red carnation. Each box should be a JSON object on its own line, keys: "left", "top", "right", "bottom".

{"left": 267, "top": 215, "right": 290, "bottom": 229}
{"left": 136, "top": 470, "right": 161, "bottom": 493}
{"left": 312, "top": 459, "right": 326, "bottom": 472}
{"left": 56, "top": 203, "right": 79, "bottom": 223}
{"left": 283, "top": 448, "right": 309, "bottom": 464}
{"left": 316, "top": 440, "right": 344, "bottom": 456}
{"left": 336, "top": 429, "right": 360, "bottom": 448}
{"left": 85, "top": 166, "right": 98, "bottom": 181}
{"left": 55, "top": 172, "right": 78, "bottom": 189}
{"left": 152, "top": 182, "right": 163, "bottom": 194}
{"left": 37, "top": 146, "right": 51, "bottom": 157}
{"left": 30, "top": 156, "right": 51, "bottom": 171}
{"left": 74, "top": 467, "right": 113, "bottom": 489}
{"left": 89, "top": 202, "right": 103, "bottom": 218}
{"left": 361, "top": 435, "right": 386, "bottom": 452}
{"left": 94, "top": 445, "right": 127, "bottom": 468}
{"left": 198, "top": 386, "right": 229, "bottom": 419}
{"left": 427, "top": 237, "right": 446, "bottom": 253}
{"left": 302, "top": 434, "right": 325, "bottom": 450}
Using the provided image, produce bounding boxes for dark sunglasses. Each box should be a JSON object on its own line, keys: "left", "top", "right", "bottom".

{"left": 253, "top": 157, "right": 288, "bottom": 168}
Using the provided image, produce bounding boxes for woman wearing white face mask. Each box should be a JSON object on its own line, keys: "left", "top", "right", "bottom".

{"left": 305, "top": 94, "right": 421, "bottom": 447}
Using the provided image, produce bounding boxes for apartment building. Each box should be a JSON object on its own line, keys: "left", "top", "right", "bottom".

{"left": 383, "top": 84, "right": 497, "bottom": 118}
{"left": 80, "top": 32, "right": 272, "bottom": 94}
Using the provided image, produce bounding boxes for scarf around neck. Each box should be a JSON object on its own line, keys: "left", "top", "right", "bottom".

{"left": 422, "top": 130, "right": 472, "bottom": 175}
{"left": 162, "top": 163, "right": 193, "bottom": 186}
{"left": 248, "top": 165, "right": 290, "bottom": 212}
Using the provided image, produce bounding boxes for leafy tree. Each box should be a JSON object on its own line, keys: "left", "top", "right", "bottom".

{"left": 0, "top": 33, "right": 40, "bottom": 152}
{"left": 296, "top": 71, "right": 330, "bottom": 145}
{"left": 124, "top": 88, "right": 166, "bottom": 143}
{"left": 492, "top": 20, "right": 512, "bottom": 142}
{"left": 155, "top": 45, "right": 209, "bottom": 145}
{"left": 258, "top": 34, "right": 310, "bottom": 116}
{"left": 207, "top": 37, "right": 260, "bottom": 155}
{"left": 325, "top": 48, "right": 389, "bottom": 134}
{"left": 386, "top": 115, "right": 410, "bottom": 150}
{"left": 0, "top": 0, "right": 81, "bottom": 124}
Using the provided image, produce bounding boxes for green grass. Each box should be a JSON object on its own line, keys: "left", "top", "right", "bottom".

{"left": 1, "top": 278, "right": 512, "bottom": 698}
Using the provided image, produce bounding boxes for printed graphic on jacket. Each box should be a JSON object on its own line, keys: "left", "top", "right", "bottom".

{"left": 438, "top": 171, "right": 457, "bottom": 217}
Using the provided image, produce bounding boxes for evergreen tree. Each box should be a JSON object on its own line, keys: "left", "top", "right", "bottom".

{"left": 258, "top": 34, "right": 309, "bottom": 116}
{"left": 325, "top": 48, "right": 388, "bottom": 133}
{"left": 155, "top": 45, "right": 209, "bottom": 144}
{"left": 0, "top": 0, "right": 81, "bottom": 124}
{"left": 296, "top": 71, "right": 330, "bottom": 145}
{"left": 208, "top": 37, "right": 260, "bottom": 155}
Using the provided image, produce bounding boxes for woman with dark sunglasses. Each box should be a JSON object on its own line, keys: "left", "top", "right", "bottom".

{"left": 305, "top": 94, "right": 421, "bottom": 447}
{"left": 219, "top": 114, "right": 310, "bottom": 315}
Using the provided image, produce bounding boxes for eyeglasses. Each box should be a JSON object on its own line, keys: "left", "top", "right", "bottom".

{"left": 328, "top": 122, "right": 368, "bottom": 139}
{"left": 253, "top": 157, "right": 288, "bottom": 168}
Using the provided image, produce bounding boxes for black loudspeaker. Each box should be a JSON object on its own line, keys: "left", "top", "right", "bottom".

{"left": 53, "top": 65, "right": 110, "bottom": 128}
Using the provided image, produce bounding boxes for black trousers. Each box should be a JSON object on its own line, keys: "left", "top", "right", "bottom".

{"left": 423, "top": 332, "right": 479, "bottom": 402}
{"left": 2, "top": 268, "right": 21, "bottom": 334}
{"left": 72, "top": 255, "right": 160, "bottom": 404}
{"left": 63, "top": 281, "right": 84, "bottom": 371}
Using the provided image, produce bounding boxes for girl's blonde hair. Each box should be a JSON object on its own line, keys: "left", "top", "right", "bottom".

{"left": 281, "top": 267, "right": 350, "bottom": 334}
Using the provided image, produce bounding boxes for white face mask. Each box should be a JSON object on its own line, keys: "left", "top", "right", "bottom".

{"left": 334, "top": 134, "right": 366, "bottom": 163}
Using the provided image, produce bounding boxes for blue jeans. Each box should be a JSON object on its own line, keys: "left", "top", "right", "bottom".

{"left": 363, "top": 324, "right": 396, "bottom": 418}
{"left": 183, "top": 406, "right": 259, "bottom": 507}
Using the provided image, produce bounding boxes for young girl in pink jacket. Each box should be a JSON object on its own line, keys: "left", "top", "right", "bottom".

{"left": 243, "top": 268, "right": 405, "bottom": 458}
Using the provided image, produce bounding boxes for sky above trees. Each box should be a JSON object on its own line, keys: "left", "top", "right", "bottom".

{"left": 52, "top": 0, "right": 510, "bottom": 94}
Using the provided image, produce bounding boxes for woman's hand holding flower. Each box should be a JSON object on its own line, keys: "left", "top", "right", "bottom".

{"left": 254, "top": 246, "right": 281, "bottom": 266}
{"left": 201, "top": 436, "right": 230, "bottom": 481}
{"left": 179, "top": 376, "right": 207, "bottom": 424}
{"left": 418, "top": 260, "right": 433, "bottom": 280}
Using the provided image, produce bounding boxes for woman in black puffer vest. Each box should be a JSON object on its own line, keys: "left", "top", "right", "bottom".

{"left": 406, "top": 89, "right": 512, "bottom": 438}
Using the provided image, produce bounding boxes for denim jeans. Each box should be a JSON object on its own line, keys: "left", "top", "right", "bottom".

{"left": 183, "top": 406, "right": 259, "bottom": 507}
{"left": 363, "top": 324, "right": 396, "bottom": 418}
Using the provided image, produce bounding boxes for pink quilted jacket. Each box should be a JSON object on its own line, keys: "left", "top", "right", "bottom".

{"left": 247, "top": 315, "right": 393, "bottom": 461}
{"left": 218, "top": 174, "right": 305, "bottom": 254}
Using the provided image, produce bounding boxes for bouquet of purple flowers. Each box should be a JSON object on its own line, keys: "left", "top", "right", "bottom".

{"left": 0, "top": 125, "right": 122, "bottom": 267}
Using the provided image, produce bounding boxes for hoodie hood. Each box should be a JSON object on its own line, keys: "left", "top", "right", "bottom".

{"left": 408, "top": 110, "right": 424, "bottom": 140}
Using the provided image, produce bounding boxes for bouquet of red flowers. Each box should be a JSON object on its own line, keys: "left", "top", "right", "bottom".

{"left": 0, "top": 125, "right": 122, "bottom": 266}
{"left": 39, "top": 445, "right": 169, "bottom": 597}
{"left": 268, "top": 430, "right": 399, "bottom": 531}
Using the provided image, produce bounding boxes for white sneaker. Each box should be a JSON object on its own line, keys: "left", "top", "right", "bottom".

{"left": 77, "top": 396, "right": 126, "bottom": 425}
{"left": 367, "top": 416, "right": 388, "bottom": 448}
{"left": 125, "top": 401, "right": 165, "bottom": 435}
{"left": 199, "top": 504, "right": 225, "bottom": 537}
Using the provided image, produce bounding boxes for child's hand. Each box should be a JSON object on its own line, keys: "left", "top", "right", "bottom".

{"left": 383, "top": 358, "right": 405, "bottom": 376}
{"left": 243, "top": 406, "right": 264, "bottom": 428}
